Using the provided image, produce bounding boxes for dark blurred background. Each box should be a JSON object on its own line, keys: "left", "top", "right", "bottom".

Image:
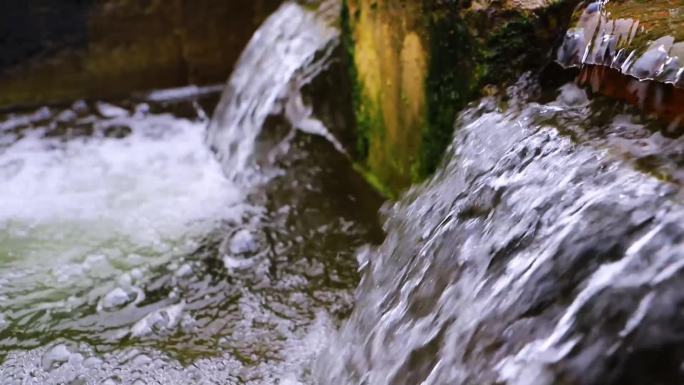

{"left": 0, "top": 0, "right": 281, "bottom": 108}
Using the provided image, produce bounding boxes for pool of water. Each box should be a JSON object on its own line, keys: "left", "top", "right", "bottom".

{"left": 0, "top": 94, "right": 382, "bottom": 384}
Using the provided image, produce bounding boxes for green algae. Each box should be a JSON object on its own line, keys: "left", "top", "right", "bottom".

{"left": 344, "top": 0, "right": 578, "bottom": 196}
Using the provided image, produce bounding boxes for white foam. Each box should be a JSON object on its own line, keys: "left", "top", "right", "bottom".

{"left": 0, "top": 113, "right": 243, "bottom": 265}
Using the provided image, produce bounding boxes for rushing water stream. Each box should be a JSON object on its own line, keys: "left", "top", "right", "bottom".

{"left": 4, "top": 1, "right": 684, "bottom": 385}
{"left": 317, "top": 79, "right": 684, "bottom": 385}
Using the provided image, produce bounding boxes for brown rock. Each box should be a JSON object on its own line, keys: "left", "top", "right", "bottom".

{"left": 558, "top": 0, "right": 684, "bottom": 126}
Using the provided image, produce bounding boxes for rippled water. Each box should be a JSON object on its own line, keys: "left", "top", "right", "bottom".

{"left": 317, "top": 79, "right": 684, "bottom": 385}
{"left": 0, "top": 94, "right": 380, "bottom": 385}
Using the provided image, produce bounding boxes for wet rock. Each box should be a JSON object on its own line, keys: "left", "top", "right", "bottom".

{"left": 558, "top": 1, "right": 684, "bottom": 83}
{"left": 557, "top": 1, "right": 684, "bottom": 126}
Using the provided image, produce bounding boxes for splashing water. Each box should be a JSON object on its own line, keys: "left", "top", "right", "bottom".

{"left": 206, "top": 1, "right": 342, "bottom": 183}
{"left": 0, "top": 1, "right": 384, "bottom": 384}
{"left": 316, "top": 79, "right": 684, "bottom": 385}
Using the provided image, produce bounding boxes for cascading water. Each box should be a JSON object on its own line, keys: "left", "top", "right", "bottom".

{"left": 206, "top": 0, "right": 342, "bottom": 182}
{"left": 316, "top": 79, "right": 684, "bottom": 385}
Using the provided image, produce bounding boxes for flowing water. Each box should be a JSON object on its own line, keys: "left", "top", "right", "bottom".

{"left": 4, "top": 1, "right": 684, "bottom": 385}
{"left": 0, "top": 2, "right": 383, "bottom": 384}
{"left": 207, "top": 0, "right": 342, "bottom": 183}
{"left": 316, "top": 79, "right": 684, "bottom": 385}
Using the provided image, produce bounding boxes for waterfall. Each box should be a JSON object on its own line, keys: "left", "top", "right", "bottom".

{"left": 206, "top": 0, "right": 341, "bottom": 183}
{"left": 316, "top": 79, "right": 684, "bottom": 385}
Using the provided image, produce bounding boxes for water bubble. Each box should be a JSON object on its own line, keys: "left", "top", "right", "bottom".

{"left": 134, "top": 103, "right": 151, "bottom": 116}
{"left": 100, "top": 379, "right": 121, "bottom": 385}
{"left": 52, "top": 264, "right": 86, "bottom": 284}
{"left": 67, "top": 375, "right": 87, "bottom": 385}
{"left": 118, "top": 273, "right": 133, "bottom": 287}
{"left": 174, "top": 263, "right": 193, "bottom": 278}
{"left": 223, "top": 256, "right": 258, "bottom": 270}
{"left": 71, "top": 100, "right": 88, "bottom": 113}
{"left": 222, "top": 229, "right": 263, "bottom": 271}
{"left": 41, "top": 344, "right": 73, "bottom": 371}
{"left": 130, "top": 302, "right": 185, "bottom": 338}
{"left": 130, "top": 268, "right": 144, "bottom": 282}
{"left": 98, "top": 287, "right": 137, "bottom": 312}
{"left": 131, "top": 353, "right": 153, "bottom": 366}
{"left": 56, "top": 109, "right": 78, "bottom": 123}
{"left": 228, "top": 229, "right": 259, "bottom": 255}
{"left": 83, "top": 356, "right": 104, "bottom": 369}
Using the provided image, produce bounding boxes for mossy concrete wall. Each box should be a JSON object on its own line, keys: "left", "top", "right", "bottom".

{"left": 345, "top": 0, "right": 577, "bottom": 196}
{"left": 0, "top": 0, "right": 281, "bottom": 109}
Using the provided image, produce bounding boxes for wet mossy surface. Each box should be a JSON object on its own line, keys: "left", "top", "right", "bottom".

{"left": 422, "top": 6, "right": 479, "bottom": 179}
{"left": 345, "top": 0, "right": 579, "bottom": 196}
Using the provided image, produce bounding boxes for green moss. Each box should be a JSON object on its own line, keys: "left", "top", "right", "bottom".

{"left": 419, "top": 8, "right": 480, "bottom": 179}
{"left": 417, "top": 1, "right": 577, "bottom": 179}
{"left": 482, "top": 17, "right": 536, "bottom": 84}
{"left": 342, "top": 0, "right": 369, "bottom": 160}
{"left": 341, "top": 0, "right": 396, "bottom": 198}
{"left": 343, "top": 0, "right": 578, "bottom": 196}
{"left": 353, "top": 163, "right": 397, "bottom": 199}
